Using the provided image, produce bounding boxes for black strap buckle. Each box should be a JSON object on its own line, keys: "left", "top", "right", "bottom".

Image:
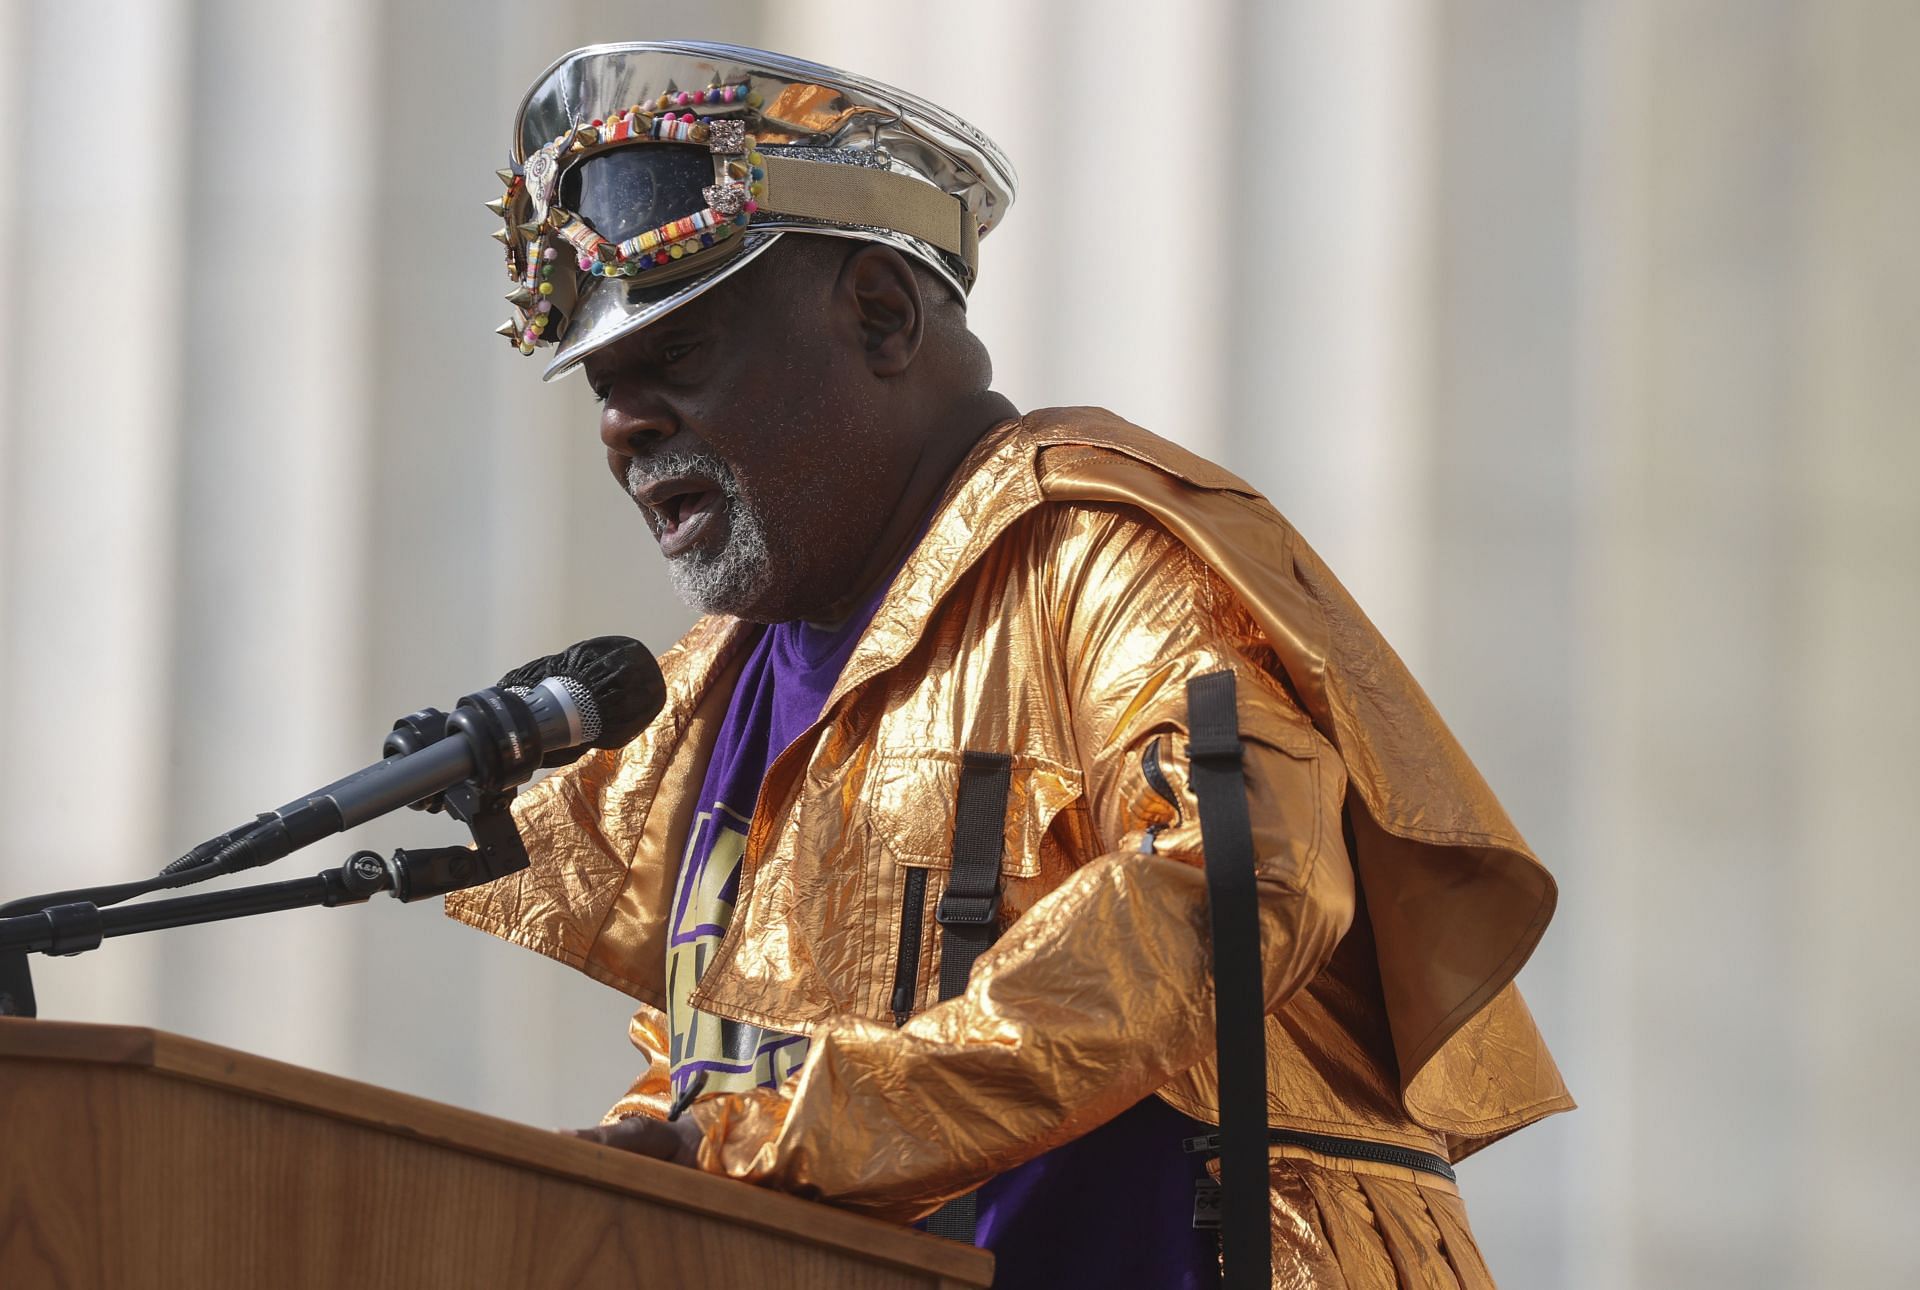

{"left": 1192, "top": 1179, "right": 1224, "bottom": 1230}
{"left": 934, "top": 890, "right": 997, "bottom": 926}
{"left": 1184, "top": 670, "right": 1246, "bottom": 764}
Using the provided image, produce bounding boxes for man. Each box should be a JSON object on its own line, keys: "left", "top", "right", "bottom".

{"left": 448, "top": 42, "right": 1573, "bottom": 1288}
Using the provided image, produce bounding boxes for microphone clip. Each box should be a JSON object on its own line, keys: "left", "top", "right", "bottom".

{"left": 404, "top": 778, "right": 531, "bottom": 899}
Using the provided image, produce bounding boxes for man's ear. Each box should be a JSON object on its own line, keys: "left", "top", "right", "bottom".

{"left": 840, "top": 245, "right": 924, "bottom": 377}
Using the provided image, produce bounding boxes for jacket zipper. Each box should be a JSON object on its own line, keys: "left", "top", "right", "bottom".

{"left": 1183, "top": 1128, "right": 1458, "bottom": 1183}
{"left": 1142, "top": 735, "right": 1182, "bottom": 816}
{"left": 890, "top": 866, "right": 930, "bottom": 1026}
{"left": 1140, "top": 736, "right": 1184, "bottom": 853}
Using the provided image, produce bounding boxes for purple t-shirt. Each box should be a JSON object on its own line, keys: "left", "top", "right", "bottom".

{"left": 974, "top": 1095, "right": 1220, "bottom": 1288}
{"left": 674, "top": 581, "right": 1219, "bottom": 1287}
{"left": 665, "top": 591, "right": 885, "bottom": 1100}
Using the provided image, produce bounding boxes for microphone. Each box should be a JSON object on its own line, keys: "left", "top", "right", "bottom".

{"left": 203, "top": 636, "right": 664, "bottom": 877}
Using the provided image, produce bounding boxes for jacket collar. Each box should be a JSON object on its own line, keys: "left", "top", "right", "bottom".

{"left": 653, "top": 410, "right": 1264, "bottom": 756}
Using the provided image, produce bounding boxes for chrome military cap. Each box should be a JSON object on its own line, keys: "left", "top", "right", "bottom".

{"left": 488, "top": 41, "right": 1018, "bottom": 379}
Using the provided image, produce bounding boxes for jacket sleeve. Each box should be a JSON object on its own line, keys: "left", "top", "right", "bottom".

{"left": 673, "top": 506, "right": 1355, "bottom": 1221}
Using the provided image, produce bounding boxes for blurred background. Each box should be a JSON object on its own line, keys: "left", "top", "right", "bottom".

{"left": 1, "top": 1, "right": 1914, "bottom": 1285}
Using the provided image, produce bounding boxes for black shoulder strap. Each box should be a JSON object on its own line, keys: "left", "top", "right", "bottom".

{"left": 924, "top": 749, "right": 1013, "bottom": 1245}
{"left": 1186, "top": 670, "right": 1273, "bottom": 1289}
{"left": 935, "top": 751, "right": 1013, "bottom": 1000}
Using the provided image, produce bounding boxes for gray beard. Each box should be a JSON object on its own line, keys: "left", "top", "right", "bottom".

{"left": 626, "top": 451, "right": 778, "bottom": 617}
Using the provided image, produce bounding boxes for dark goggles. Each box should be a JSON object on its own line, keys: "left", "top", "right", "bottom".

{"left": 561, "top": 143, "right": 731, "bottom": 248}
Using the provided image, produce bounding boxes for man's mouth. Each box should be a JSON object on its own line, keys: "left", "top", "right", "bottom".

{"left": 633, "top": 473, "right": 726, "bottom": 558}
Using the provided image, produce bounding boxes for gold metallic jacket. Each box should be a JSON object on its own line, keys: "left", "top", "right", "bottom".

{"left": 446, "top": 409, "right": 1572, "bottom": 1266}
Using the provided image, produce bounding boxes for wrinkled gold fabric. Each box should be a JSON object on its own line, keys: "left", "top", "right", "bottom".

{"left": 1266, "top": 1159, "right": 1496, "bottom": 1289}
{"left": 445, "top": 408, "right": 1572, "bottom": 1231}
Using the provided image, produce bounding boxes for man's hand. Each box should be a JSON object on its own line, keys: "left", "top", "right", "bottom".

{"left": 565, "top": 1114, "right": 704, "bottom": 1168}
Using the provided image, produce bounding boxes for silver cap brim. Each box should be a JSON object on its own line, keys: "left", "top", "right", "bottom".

{"left": 542, "top": 230, "right": 785, "bottom": 380}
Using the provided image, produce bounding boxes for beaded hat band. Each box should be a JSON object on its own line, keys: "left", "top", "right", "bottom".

{"left": 492, "top": 42, "right": 1016, "bottom": 380}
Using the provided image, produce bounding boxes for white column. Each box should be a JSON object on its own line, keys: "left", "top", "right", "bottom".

{"left": 1577, "top": 2, "right": 1819, "bottom": 1283}
{"left": 1224, "top": 0, "right": 1437, "bottom": 658}
{"left": 1793, "top": 3, "right": 1920, "bottom": 1285}
{"left": 1563, "top": 1, "right": 1652, "bottom": 1285}
{"left": 150, "top": 0, "right": 377, "bottom": 1072}
{"left": 0, "top": 0, "right": 24, "bottom": 629}
{"left": 0, "top": 0, "right": 192, "bottom": 1024}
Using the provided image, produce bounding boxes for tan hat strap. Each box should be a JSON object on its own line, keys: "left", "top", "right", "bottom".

{"left": 759, "top": 155, "right": 977, "bottom": 277}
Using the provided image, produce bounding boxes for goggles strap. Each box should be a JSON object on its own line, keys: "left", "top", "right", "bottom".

{"left": 758, "top": 155, "right": 977, "bottom": 278}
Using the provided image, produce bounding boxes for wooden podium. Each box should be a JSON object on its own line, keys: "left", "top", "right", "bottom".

{"left": 0, "top": 1019, "right": 993, "bottom": 1288}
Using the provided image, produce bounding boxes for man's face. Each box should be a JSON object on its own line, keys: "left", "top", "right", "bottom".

{"left": 584, "top": 242, "right": 904, "bottom": 623}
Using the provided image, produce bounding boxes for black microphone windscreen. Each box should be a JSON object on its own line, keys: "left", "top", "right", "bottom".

{"left": 498, "top": 636, "right": 666, "bottom": 758}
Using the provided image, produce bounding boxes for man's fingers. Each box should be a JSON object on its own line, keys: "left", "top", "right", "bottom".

{"left": 567, "top": 1119, "right": 671, "bottom": 1154}
{"left": 561, "top": 1116, "right": 701, "bottom": 1166}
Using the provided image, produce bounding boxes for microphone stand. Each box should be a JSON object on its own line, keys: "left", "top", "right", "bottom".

{"left": 0, "top": 781, "right": 528, "bottom": 1019}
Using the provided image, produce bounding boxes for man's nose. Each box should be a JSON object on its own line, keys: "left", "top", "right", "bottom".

{"left": 599, "top": 390, "right": 677, "bottom": 458}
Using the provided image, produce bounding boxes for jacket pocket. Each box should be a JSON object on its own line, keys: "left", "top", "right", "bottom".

{"left": 859, "top": 751, "right": 1082, "bottom": 879}
{"left": 864, "top": 751, "right": 1082, "bottom": 1025}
